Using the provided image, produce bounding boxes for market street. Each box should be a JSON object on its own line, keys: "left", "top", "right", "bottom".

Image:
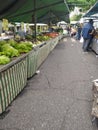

{"left": 0, "top": 37, "right": 98, "bottom": 130}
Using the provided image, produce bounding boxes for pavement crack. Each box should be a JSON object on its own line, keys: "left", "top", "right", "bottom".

{"left": 44, "top": 74, "right": 51, "bottom": 88}
{"left": 76, "top": 97, "right": 93, "bottom": 102}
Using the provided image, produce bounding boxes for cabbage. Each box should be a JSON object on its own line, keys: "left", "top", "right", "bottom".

{"left": 0, "top": 40, "right": 8, "bottom": 51}
{"left": 15, "top": 42, "right": 32, "bottom": 53}
{"left": 0, "top": 55, "right": 10, "bottom": 65}
{"left": 8, "top": 39, "right": 17, "bottom": 47}
{"left": 1, "top": 44, "right": 20, "bottom": 57}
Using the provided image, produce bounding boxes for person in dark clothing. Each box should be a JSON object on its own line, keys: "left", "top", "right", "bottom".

{"left": 87, "top": 28, "right": 96, "bottom": 50}
{"left": 76, "top": 23, "right": 82, "bottom": 40}
{"left": 82, "top": 19, "right": 95, "bottom": 52}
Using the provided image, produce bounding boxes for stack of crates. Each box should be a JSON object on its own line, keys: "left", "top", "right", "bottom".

{"left": 92, "top": 79, "right": 98, "bottom": 118}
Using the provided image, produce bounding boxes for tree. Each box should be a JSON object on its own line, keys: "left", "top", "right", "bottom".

{"left": 67, "top": 0, "right": 96, "bottom": 11}
{"left": 70, "top": 14, "right": 82, "bottom": 21}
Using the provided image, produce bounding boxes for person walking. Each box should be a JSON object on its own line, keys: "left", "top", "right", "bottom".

{"left": 76, "top": 23, "right": 82, "bottom": 40}
{"left": 82, "top": 19, "right": 95, "bottom": 52}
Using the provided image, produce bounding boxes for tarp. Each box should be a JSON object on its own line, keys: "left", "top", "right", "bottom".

{"left": 83, "top": 1, "right": 98, "bottom": 18}
{"left": 0, "top": 0, "right": 70, "bottom": 23}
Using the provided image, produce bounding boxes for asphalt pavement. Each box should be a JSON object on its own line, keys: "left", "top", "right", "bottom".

{"left": 0, "top": 37, "right": 98, "bottom": 130}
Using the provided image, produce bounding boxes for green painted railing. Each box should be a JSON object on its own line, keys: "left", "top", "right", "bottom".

{"left": 37, "top": 42, "right": 50, "bottom": 68}
{"left": 0, "top": 54, "right": 27, "bottom": 114}
{"left": 27, "top": 49, "right": 38, "bottom": 78}
{"left": 49, "top": 36, "right": 59, "bottom": 52}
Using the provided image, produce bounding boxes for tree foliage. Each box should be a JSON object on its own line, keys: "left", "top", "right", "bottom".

{"left": 70, "top": 14, "right": 82, "bottom": 21}
{"left": 67, "top": 0, "right": 96, "bottom": 11}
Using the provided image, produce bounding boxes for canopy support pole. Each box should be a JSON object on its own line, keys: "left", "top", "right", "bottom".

{"left": 33, "top": 0, "right": 37, "bottom": 42}
{"left": 64, "top": 0, "right": 70, "bottom": 13}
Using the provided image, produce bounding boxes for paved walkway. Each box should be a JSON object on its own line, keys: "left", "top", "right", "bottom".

{"left": 0, "top": 37, "right": 98, "bottom": 130}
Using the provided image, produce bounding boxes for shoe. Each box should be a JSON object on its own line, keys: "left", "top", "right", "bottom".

{"left": 83, "top": 50, "right": 88, "bottom": 52}
{"left": 87, "top": 48, "right": 92, "bottom": 52}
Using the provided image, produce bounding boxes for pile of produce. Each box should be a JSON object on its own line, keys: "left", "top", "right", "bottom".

{"left": 36, "top": 35, "right": 50, "bottom": 41}
{"left": 0, "top": 55, "right": 10, "bottom": 65}
{"left": 0, "top": 31, "right": 58, "bottom": 65}
{"left": 25, "top": 34, "right": 51, "bottom": 46}
{"left": 25, "top": 34, "right": 33, "bottom": 41}
{"left": 44, "top": 32, "right": 59, "bottom": 38}
{"left": 0, "top": 39, "right": 33, "bottom": 65}
{"left": 1, "top": 44, "right": 19, "bottom": 57}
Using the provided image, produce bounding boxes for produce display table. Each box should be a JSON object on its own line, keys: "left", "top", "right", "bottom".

{"left": 27, "top": 49, "right": 38, "bottom": 79}
{"left": 92, "top": 80, "right": 98, "bottom": 122}
{"left": 49, "top": 36, "right": 59, "bottom": 52}
{"left": 92, "top": 37, "right": 98, "bottom": 54}
{"left": 0, "top": 34, "right": 63, "bottom": 114}
{"left": 37, "top": 42, "right": 50, "bottom": 68}
{"left": 0, "top": 54, "right": 28, "bottom": 114}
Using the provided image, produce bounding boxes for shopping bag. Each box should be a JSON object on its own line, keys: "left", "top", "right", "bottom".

{"left": 80, "top": 37, "right": 84, "bottom": 43}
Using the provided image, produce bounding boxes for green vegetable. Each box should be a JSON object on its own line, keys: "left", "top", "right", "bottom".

{"left": 0, "top": 55, "right": 10, "bottom": 65}
{"left": 0, "top": 40, "right": 8, "bottom": 51}
{"left": 1, "top": 44, "right": 20, "bottom": 58}
{"left": 37, "top": 35, "right": 50, "bottom": 41}
{"left": 8, "top": 39, "right": 17, "bottom": 47}
{"left": 15, "top": 42, "right": 32, "bottom": 53}
{"left": 25, "top": 34, "right": 33, "bottom": 40}
{"left": 24, "top": 41, "right": 33, "bottom": 49}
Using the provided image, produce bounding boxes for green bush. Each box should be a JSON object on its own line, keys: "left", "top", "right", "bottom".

{"left": 70, "top": 14, "right": 82, "bottom": 21}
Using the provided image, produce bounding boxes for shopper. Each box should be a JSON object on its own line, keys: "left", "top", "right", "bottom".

{"left": 76, "top": 23, "right": 82, "bottom": 40}
{"left": 82, "top": 19, "right": 95, "bottom": 52}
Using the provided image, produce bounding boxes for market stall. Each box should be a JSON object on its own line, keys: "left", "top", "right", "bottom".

{"left": 83, "top": 2, "right": 98, "bottom": 54}
{"left": 83, "top": 1, "right": 98, "bottom": 122}
{"left": 92, "top": 80, "right": 98, "bottom": 122}
{"left": 0, "top": 0, "right": 68, "bottom": 114}
{"left": 0, "top": 31, "right": 64, "bottom": 114}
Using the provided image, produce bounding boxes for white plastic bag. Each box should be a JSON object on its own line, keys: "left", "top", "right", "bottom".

{"left": 80, "top": 37, "right": 84, "bottom": 43}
